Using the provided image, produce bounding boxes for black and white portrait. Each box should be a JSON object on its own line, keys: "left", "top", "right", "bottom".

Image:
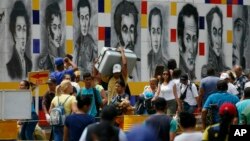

{"left": 37, "top": 0, "right": 65, "bottom": 72}
{"left": 201, "top": 6, "right": 229, "bottom": 77}
{"left": 232, "top": 6, "right": 248, "bottom": 70}
{"left": 177, "top": 3, "right": 199, "bottom": 80}
{"left": 73, "top": 0, "right": 98, "bottom": 76}
{"left": 147, "top": 4, "right": 168, "bottom": 79}
{"left": 6, "top": 0, "right": 32, "bottom": 80}
{"left": 111, "top": 0, "right": 141, "bottom": 81}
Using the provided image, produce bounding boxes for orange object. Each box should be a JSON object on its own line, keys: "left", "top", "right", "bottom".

{"left": 0, "top": 120, "right": 18, "bottom": 140}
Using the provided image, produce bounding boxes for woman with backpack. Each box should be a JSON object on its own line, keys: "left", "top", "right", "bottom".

{"left": 49, "top": 80, "right": 77, "bottom": 141}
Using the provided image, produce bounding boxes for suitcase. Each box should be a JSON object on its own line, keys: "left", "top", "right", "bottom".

{"left": 95, "top": 47, "right": 137, "bottom": 76}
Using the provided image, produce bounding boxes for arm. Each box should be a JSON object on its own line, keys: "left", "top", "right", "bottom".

{"left": 71, "top": 97, "right": 78, "bottom": 113}
{"left": 118, "top": 47, "right": 128, "bottom": 78}
{"left": 63, "top": 125, "right": 69, "bottom": 141}
{"left": 173, "top": 84, "right": 181, "bottom": 112}
{"left": 198, "top": 88, "right": 205, "bottom": 111}
{"left": 100, "top": 89, "right": 108, "bottom": 106}
{"left": 201, "top": 109, "right": 208, "bottom": 130}
{"left": 42, "top": 95, "right": 49, "bottom": 114}
{"left": 65, "top": 57, "right": 78, "bottom": 71}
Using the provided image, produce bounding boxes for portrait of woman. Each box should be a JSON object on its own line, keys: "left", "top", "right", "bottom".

{"left": 6, "top": 0, "right": 32, "bottom": 80}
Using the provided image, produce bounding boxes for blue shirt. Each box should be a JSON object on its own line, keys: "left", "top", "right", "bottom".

{"left": 78, "top": 87, "right": 102, "bottom": 117}
{"left": 65, "top": 114, "right": 95, "bottom": 141}
{"left": 50, "top": 69, "right": 74, "bottom": 85}
{"left": 200, "top": 76, "right": 220, "bottom": 105}
{"left": 203, "top": 91, "right": 239, "bottom": 123}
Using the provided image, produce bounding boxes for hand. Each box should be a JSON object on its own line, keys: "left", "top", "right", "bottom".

{"left": 64, "top": 57, "right": 69, "bottom": 63}
{"left": 45, "top": 114, "right": 50, "bottom": 122}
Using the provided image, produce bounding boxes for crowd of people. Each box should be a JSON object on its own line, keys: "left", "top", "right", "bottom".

{"left": 16, "top": 47, "right": 250, "bottom": 141}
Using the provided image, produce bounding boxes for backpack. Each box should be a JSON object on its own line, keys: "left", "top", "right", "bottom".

{"left": 180, "top": 83, "right": 195, "bottom": 100}
{"left": 207, "top": 124, "right": 221, "bottom": 141}
{"left": 80, "top": 88, "right": 100, "bottom": 117}
{"left": 50, "top": 96, "right": 70, "bottom": 126}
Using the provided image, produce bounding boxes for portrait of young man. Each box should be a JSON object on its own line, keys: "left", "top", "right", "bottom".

{"left": 201, "top": 6, "right": 229, "bottom": 78}
{"left": 7, "top": 0, "right": 32, "bottom": 80}
{"left": 73, "top": 0, "right": 97, "bottom": 77}
{"left": 38, "top": 1, "right": 65, "bottom": 72}
{"left": 177, "top": 3, "right": 199, "bottom": 80}
{"left": 113, "top": 0, "right": 140, "bottom": 81}
{"left": 232, "top": 6, "right": 248, "bottom": 70}
{"left": 147, "top": 6, "right": 167, "bottom": 78}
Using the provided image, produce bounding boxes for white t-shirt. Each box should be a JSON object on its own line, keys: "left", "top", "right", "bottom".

{"left": 227, "top": 82, "right": 238, "bottom": 95}
{"left": 179, "top": 81, "right": 198, "bottom": 106}
{"left": 159, "top": 80, "right": 176, "bottom": 101}
{"left": 174, "top": 132, "right": 202, "bottom": 141}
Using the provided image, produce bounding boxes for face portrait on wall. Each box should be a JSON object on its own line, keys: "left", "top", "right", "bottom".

{"left": 182, "top": 15, "right": 198, "bottom": 71}
{"left": 211, "top": 13, "right": 222, "bottom": 57}
{"left": 206, "top": 6, "right": 223, "bottom": 57}
{"left": 45, "top": 2, "right": 62, "bottom": 48}
{"left": 177, "top": 3, "right": 199, "bottom": 73}
{"left": 15, "top": 16, "right": 27, "bottom": 53}
{"left": 149, "top": 7, "right": 162, "bottom": 53}
{"left": 79, "top": 7, "right": 90, "bottom": 36}
{"left": 232, "top": 6, "right": 248, "bottom": 68}
{"left": 114, "top": 0, "right": 138, "bottom": 51}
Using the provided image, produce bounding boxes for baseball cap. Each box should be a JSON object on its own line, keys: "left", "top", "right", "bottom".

{"left": 220, "top": 72, "right": 229, "bottom": 80}
{"left": 219, "top": 103, "right": 237, "bottom": 117}
{"left": 46, "top": 78, "right": 56, "bottom": 84}
{"left": 180, "top": 74, "right": 188, "bottom": 81}
{"left": 113, "top": 64, "right": 121, "bottom": 73}
{"left": 54, "top": 57, "right": 64, "bottom": 66}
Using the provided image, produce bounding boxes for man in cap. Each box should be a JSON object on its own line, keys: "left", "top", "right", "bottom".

{"left": 201, "top": 80, "right": 239, "bottom": 129}
{"left": 220, "top": 72, "right": 238, "bottom": 95}
{"left": 179, "top": 74, "right": 199, "bottom": 114}
{"left": 94, "top": 47, "right": 128, "bottom": 104}
{"left": 42, "top": 78, "right": 56, "bottom": 122}
{"left": 50, "top": 57, "right": 78, "bottom": 85}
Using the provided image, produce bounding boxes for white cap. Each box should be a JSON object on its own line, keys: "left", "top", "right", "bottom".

{"left": 220, "top": 73, "right": 229, "bottom": 80}
{"left": 113, "top": 64, "right": 121, "bottom": 73}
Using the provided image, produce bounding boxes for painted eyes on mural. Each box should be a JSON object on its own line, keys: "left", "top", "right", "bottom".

{"left": 122, "top": 25, "right": 135, "bottom": 34}
{"left": 151, "top": 28, "right": 161, "bottom": 35}
{"left": 212, "top": 27, "right": 222, "bottom": 37}
{"left": 51, "top": 24, "right": 61, "bottom": 31}
{"left": 80, "top": 15, "right": 89, "bottom": 22}
{"left": 0, "top": 12, "right": 4, "bottom": 23}
{"left": 16, "top": 25, "right": 27, "bottom": 32}
{"left": 234, "top": 20, "right": 244, "bottom": 32}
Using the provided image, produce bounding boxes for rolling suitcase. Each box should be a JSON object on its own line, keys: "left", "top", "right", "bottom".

{"left": 95, "top": 47, "right": 137, "bottom": 76}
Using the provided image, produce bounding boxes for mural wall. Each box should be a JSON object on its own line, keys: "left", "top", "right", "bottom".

{"left": 0, "top": 0, "right": 249, "bottom": 82}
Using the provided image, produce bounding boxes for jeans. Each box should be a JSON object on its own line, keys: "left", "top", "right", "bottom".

{"left": 183, "top": 101, "right": 197, "bottom": 114}
{"left": 20, "top": 112, "right": 38, "bottom": 140}
{"left": 53, "top": 126, "right": 64, "bottom": 141}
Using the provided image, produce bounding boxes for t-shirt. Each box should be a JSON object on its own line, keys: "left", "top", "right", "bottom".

{"left": 51, "top": 94, "right": 76, "bottom": 115}
{"left": 179, "top": 81, "right": 198, "bottom": 106}
{"left": 145, "top": 114, "right": 178, "bottom": 141}
{"left": 172, "top": 78, "right": 181, "bottom": 97}
{"left": 79, "top": 122, "right": 127, "bottom": 141}
{"left": 203, "top": 92, "right": 239, "bottom": 123}
{"left": 200, "top": 76, "right": 220, "bottom": 105}
{"left": 78, "top": 87, "right": 102, "bottom": 117}
{"left": 65, "top": 114, "right": 95, "bottom": 141}
{"left": 236, "top": 99, "right": 250, "bottom": 124}
{"left": 240, "top": 105, "right": 250, "bottom": 125}
{"left": 202, "top": 123, "right": 229, "bottom": 141}
{"left": 227, "top": 83, "right": 238, "bottom": 95}
{"left": 159, "top": 80, "right": 176, "bottom": 101}
{"left": 174, "top": 132, "right": 202, "bottom": 141}
{"left": 50, "top": 69, "right": 75, "bottom": 85}
{"left": 42, "top": 91, "right": 55, "bottom": 111}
